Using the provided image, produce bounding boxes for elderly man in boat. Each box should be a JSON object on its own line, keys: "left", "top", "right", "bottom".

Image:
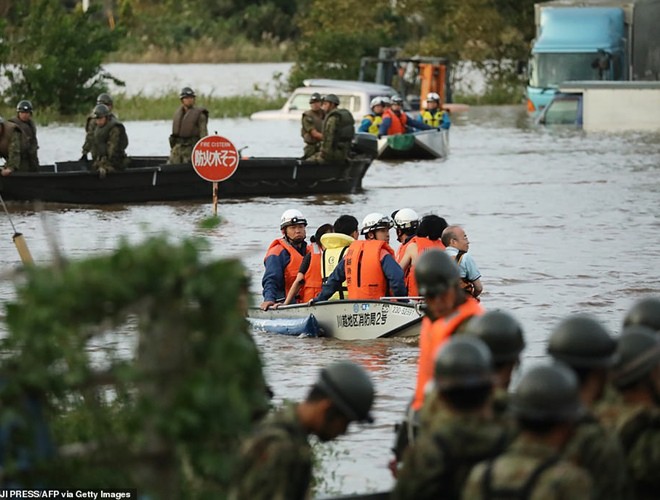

{"left": 312, "top": 212, "right": 407, "bottom": 302}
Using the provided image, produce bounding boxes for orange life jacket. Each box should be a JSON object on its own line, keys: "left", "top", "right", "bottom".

{"left": 345, "top": 240, "right": 395, "bottom": 300}
{"left": 264, "top": 238, "right": 307, "bottom": 301}
{"left": 301, "top": 243, "right": 323, "bottom": 302}
{"left": 412, "top": 297, "right": 485, "bottom": 410}
{"left": 406, "top": 237, "right": 446, "bottom": 297}
{"left": 382, "top": 109, "right": 408, "bottom": 135}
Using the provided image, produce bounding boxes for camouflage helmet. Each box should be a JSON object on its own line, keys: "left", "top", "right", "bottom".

{"left": 414, "top": 249, "right": 460, "bottom": 297}
{"left": 315, "top": 361, "right": 375, "bottom": 423}
{"left": 547, "top": 314, "right": 617, "bottom": 369}
{"left": 511, "top": 362, "right": 583, "bottom": 422}
{"left": 92, "top": 104, "right": 111, "bottom": 118}
{"left": 465, "top": 311, "right": 525, "bottom": 363}
{"left": 322, "top": 94, "right": 340, "bottom": 105}
{"left": 16, "top": 100, "right": 33, "bottom": 113}
{"left": 96, "top": 93, "right": 113, "bottom": 106}
{"left": 623, "top": 297, "right": 660, "bottom": 332}
{"left": 180, "top": 87, "right": 196, "bottom": 99}
{"left": 612, "top": 325, "right": 660, "bottom": 388}
{"left": 434, "top": 336, "right": 494, "bottom": 390}
{"left": 309, "top": 92, "right": 322, "bottom": 103}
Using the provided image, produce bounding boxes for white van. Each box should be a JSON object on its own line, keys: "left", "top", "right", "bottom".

{"left": 250, "top": 79, "right": 402, "bottom": 121}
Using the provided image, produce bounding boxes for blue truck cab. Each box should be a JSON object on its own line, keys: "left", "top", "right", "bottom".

{"left": 527, "top": 6, "right": 627, "bottom": 114}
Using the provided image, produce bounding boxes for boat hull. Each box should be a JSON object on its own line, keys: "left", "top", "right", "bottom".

{"left": 377, "top": 129, "right": 448, "bottom": 160}
{"left": 248, "top": 300, "right": 423, "bottom": 341}
{"left": 0, "top": 156, "right": 372, "bottom": 204}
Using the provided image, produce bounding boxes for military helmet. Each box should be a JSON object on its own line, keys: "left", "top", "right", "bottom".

{"left": 92, "top": 104, "right": 111, "bottom": 118}
{"left": 612, "top": 325, "right": 660, "bottom": 388}
{"left": 391, "top": 208, "right": 419, "bottom": 230}
{"left": 426, "top": 92, "right": 441, "bottom": 102}
{"left": 96, "top": 93, "right": 113, "bottom": 106}
{"left": 180, "top": 87, "right": 196, "bottom": 99}
{"left": 309, "top": 92, "right": 322, "bottom": 103}
{"left": 465, "top": 311, "right": 525, "bottom": 363}
{"left": 391, "top": 96, "right": 404, "bottom": 105}
{"left": 434, "top": 336, "right": 494, "bottom": 389}
{"left": 322, "top": 94, "right": 340, "bottom": 105}
{"left": 315, "top": 360, "right": 375, "bottom": 422}
{"left": 511, "top": 362, "right": 583, "bottom": 421}
{"left": 414, "top": 249, "right": 460, "bottom": 297}
{"left": 280, "top": 209, "right": 308, "bottom": 230}
{"left": 16, "top": 100, "right": 33, "bottom": 113}
{"left": 623, "top": 297, "right": 660, "bottom": 332}
{"left": 547, "top": 314, "right": 617, "bottom": 369}
{"left": 360, "top": 212, "right": 392, "bottom": 235}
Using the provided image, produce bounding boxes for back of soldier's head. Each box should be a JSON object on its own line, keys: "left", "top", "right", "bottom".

{"left": 333, "top": 215, "right": 359, "bottom": 236}
{"left": 417, "top": 214, "right": 448, "bottom": 241}
{"left": 623, "top": 297, "right": 660, "bottom": 333}
{"left": 512, "top": 362, "right": 583, "bottom": 434}
{"left": 434, "top": 337, "right": 494, "bottom": 411}
{"left": 612, "top": 325, "right": 660, "bottom": 390}
{"left": 465, "top": 310, "right": 525, "bottom": 368}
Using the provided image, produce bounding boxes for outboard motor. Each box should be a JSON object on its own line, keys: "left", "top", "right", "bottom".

{"left": 351, "top": 132, "right": 378, "bottom": 159}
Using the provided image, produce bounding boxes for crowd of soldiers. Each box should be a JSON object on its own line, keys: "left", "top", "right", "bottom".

{"left": 233, "top": 239, "right": 660, "bottom": 499}
{"left": 0, "top": 87, "right": 209, "bottom": 177}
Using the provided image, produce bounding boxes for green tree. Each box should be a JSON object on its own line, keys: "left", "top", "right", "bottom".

{"left": 1, "top": 0, "right": 123, "bottom": 115}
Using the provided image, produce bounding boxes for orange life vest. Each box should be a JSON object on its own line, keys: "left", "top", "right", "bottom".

{"left": 264, "top": 238, "right": 307, "bottom": 301}
{"left": 301, "top": 243, "right": 323, "bottom": 302}
{"left": 406, "top": 237, "right": 446, "bottom": 297}
{"left": 344, "top": 240, "right": 395, "bottom": 300}
{"left": 382, "top": 109, "right": 408, "bottom": 135}
{"left": 412, "top": 297, "right": 485, "bottom": 410}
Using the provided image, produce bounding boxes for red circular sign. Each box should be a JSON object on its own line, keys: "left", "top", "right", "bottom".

{"left": 191, "top": 135, "right": 240, "bottom": 182}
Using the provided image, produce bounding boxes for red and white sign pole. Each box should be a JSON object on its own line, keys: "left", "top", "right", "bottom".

{"left": 191, "top": 135, "right": 240, "bottom": 216}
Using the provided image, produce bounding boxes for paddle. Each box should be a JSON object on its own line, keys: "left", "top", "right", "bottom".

{"left": 0, "top": 193, "right": 34, "bottom": 265}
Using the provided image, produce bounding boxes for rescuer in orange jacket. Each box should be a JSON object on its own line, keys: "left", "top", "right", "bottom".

{"left": 312, "top": 212, "right": 407, "bottom": 301}
{"left": 260, "top": 209, "right": 310, "bottom": 310}
{"left": 392, "top": 208, "right": 419, "bottom": 262}
{"left": 378, "top": 96, "right": 433, "bottom": 137}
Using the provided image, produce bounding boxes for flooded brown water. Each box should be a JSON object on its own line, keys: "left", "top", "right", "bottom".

{"left": 1, "top": 103, "right": 660, "bottom": 495}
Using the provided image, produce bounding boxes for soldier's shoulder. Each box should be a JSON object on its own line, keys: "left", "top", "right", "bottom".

{"left": 537, "top": 460, "right": 592, "bottom": 492}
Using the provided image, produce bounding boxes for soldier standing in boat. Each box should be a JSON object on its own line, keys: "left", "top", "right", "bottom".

{"left": 168, "top": 87, "right": 208, "bottom": 164}
{"left": 229, "top": 360, "right": 375, "bottom": 500}
{"left": 81, "top": 93, "right": 116, "bottom": 161}
{"left": 8, "top": 100, "right": 39, "bottom": 171}
{"left": 301, "top": 92, "right": 324, "bottom": 159}
{"left": 89, "top": 104, "right": 129, "bottom": 177}
{"left": 0, "top": 116, "right": 23, "bottom": 176}
{"left": 307, "top": 94, "right": 354, "bottom": 163}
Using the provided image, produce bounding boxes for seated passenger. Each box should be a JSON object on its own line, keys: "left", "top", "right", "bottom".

{"left": 320, "top": 214, "right": 360, "bottom": 300}
{"left": 358, "top": 97, "right": 386, "bottom": 135}
{"left": 89, "top": 104, "right": 129, "bottom": 177}
{"left": 378, "top": 96, "right": 433, "bottom": 137}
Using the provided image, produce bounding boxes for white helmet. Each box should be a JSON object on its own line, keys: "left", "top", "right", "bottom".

{"left": 370, "top": 96, "right": 384, "bottom": 109}
{"left": 426, "top": 92, "right": 441, "bottom": 102}
{"left": 381, "top": 96, "right": 391, "bottom": 106}
{"left": 361, "top": 212, "right": 393, "bottom": 235}
{"left": 280, "top": 209, "right": 308, "bottom": 229}
{"left": 393, "top": 208, "right": 419, "bottom": 230}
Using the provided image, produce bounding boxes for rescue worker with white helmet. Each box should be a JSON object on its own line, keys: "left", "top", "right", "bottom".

{"left": 358, "top": 97, "right": 386, "bottom": 135}
{"left": 422, "top": 92, "right": 451, "bottom": 130}
{"left": 261, "top": 209, "right": 310, "bottom": 310}
{"left": 313, "top": 212, "right": 407, "bottom": 301}
{"left": 379, "top": 96, "right": 433, "bottom": 137}
{"left": 391, "top": 208, "right": 420, "bottom": 258}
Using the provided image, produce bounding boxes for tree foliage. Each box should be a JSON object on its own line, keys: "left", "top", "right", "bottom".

{"left": 1, "top": 0, "right": 123, "bottom": 115}
{"left": 1, "top": 236, "right": 269, "bottom": 497}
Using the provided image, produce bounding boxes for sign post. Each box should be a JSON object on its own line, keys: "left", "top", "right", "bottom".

{"left": 191, "top": 135, "right": 240, "bottom": 216}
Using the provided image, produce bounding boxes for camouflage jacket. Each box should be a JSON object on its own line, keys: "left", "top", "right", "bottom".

{"left": 301, "top": 108, "right": 324, "bottom": 144}
{"left": 597, "top": 401, "right": 660, "bottom": 500}
{"left": 463, "top": 436, "right": 593, "bottom": 500}
{"left": 392, "top": 408, "right": 510, "bottom": 500}
{"left": 228, "top": 403, "right": 313, "bottom": 500}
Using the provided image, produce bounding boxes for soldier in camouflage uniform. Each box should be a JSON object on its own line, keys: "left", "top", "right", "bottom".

{"left": 82, "top": 93, "right": 116, "bottom": 160}
{"left": 0, "top": 116, "right": 23, "bottom": 176}
{"left": 623, "top": 296, "right": 660, "bottom": 333}
{"left": 8, "top": 100, "right": 39, "bottom": 171}
{"left": 301, "top": 92, "right": 324, "bottom": 159}
{"left": 168, "top": 87, "right": 208, "bottom": 164}
{"left": 464, "top": 363, "right": 593, "bottom": 499}
{"left": 89, "top": 104, "right": 129, "bottom": 177}
{"left": 547, "top": 314, "right": 630, "bottom": 499}
{"left": 229, "top": 360, "right": 374, "bottom": 500}
{"left": 307, "top": 94, "right": 354, "bottom": 163}
{"left": 392, "top": 337, "right": 510, "bottom": 500}
{"left": 596, "top": 325, "right": 660, "bottom": 500}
